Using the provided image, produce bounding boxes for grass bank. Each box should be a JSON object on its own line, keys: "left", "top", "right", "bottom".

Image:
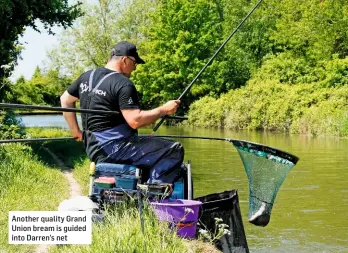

{"left": 0, "top": 143, "right": 70, "bottom": 253}
{"left": 48, "top": 202, "right": 216, "bottom": 253}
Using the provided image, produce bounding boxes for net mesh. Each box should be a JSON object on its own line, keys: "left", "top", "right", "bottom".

{"left": 230, "top": 140, "right": 299, "bottom": 227}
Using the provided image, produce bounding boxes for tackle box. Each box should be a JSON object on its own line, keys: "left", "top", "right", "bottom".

{"left": 94, "top": 177, "right": 115, "bottom": 189}
{"left": 115, "top": 175, "right": 137, "bottom": 190}
{"left": 92, "top": 163, "right": 139, "bottom": 195}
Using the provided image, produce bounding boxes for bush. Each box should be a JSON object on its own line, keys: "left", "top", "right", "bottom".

{"left": 254, "top": 52, "right": 320, "bottom": 84}
{"left": 316, "top": 56, "right": 348, "bottom": 88}
{"left": 185, "top": 96, "right": 225, "bottom": 128}
{"left": 0, "top": 110, "right": 26, "bottom": 139}
{"left": 185, "top": 79, "right": 348, "bottom": 137}
{"left": 254, "top": 53, "right": 348, "bottom": 88}
{"left": 291, "top": 102, "right": 348, "bottom": 137}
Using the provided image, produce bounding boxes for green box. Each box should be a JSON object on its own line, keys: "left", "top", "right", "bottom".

{"left": 94, "top": 182, "right": 114, "bottom": 189}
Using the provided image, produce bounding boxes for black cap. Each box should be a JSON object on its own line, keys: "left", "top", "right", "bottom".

{"left": 110, "top": 41, "right": 145, "bottom": 64}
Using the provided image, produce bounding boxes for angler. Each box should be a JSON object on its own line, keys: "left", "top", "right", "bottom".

{"left": 60, "top": 41, "right": 185, "bottom": 185}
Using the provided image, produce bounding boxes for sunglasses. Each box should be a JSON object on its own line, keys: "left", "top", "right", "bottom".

{"left": 127, "top": 57, "right": 137, "bottom": 66}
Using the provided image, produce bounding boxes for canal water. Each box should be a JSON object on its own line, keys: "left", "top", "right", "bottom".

{"left": 19, "top": 115, "right": 348, "bottom": 253}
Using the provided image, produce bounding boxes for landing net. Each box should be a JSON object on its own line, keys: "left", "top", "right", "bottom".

{"left": 230, "top": 140, "right": 299, "bottom": 226}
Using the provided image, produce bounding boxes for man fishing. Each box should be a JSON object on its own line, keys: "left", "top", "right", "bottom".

{"left": 60, "top": 41, "right": 184, "bottom": 184}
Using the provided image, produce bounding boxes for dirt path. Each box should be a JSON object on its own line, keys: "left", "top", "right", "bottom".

{"left": 35, "top": 147, "right": 82, "bottom": 253}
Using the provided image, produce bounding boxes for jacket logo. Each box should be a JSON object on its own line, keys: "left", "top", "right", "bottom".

{"left": 128, "top": 97, "right": 133, "bottom": 104}
{"left": 80, "top": 82, "right": 88, "bottom": 93}
{"left": 94, "top": 89, "right": 106, "bottom": 96}
{"left": 80, "top": 82, "right": 106, "bottom": 96}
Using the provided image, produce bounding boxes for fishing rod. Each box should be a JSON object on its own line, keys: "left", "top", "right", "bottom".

{"left": 0, "top": 134, "right": 299, "bottom": 164}
{"left": 152, "top": 134, "right": 299, "bottom": 164}
{"left": 151, "top": 0, "right": 264, "bottom": 134}
{"left": 0, "top": 135, "right": 228, "bottom": 144}
{"left": 0, "top": 103, "right": 119, "bottom": 115}
{"left": 1, "top": 133, "right": 299, "bottom": 228}
{"left": 0, "top": 137, "right": 75, "bottom": 143}
{"left": 0, "top": 103, "right": 187, "bottom": 120}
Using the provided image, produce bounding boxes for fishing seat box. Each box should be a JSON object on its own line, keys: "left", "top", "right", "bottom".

{"left": 92, "top": 163, "right": 186, "bottom": 200}
{"left": 93, "top": 163, "right": 139, "bottom": 194}
{"left": 94, "top": 177, "right": 115, "bottom": 188}
{"left": 115, "top": 175, "right": 138, "bottom": 190}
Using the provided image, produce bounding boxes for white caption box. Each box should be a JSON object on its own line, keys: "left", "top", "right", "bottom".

{"left": 9, "top": 211, "right": 92, "bottom": 244}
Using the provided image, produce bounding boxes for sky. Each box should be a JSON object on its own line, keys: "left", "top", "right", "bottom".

{"left": 8, "top": 0, "right": 92, "bottom": 82}
{"left": 8, "top": 0, "right": 103, "bottom": 83}
{"left": 9, "top": 0, "right": 99, "bottom": 82}
{"left": 9, "top": 24, "right": 63, "bottom": 82}
{"left": 10, "top": 24, "right": 63, "bottom": 82}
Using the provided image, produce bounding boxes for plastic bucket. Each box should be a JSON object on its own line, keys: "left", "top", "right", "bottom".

{"left": 150, "top": 199, "right": 202, "bottom": 239}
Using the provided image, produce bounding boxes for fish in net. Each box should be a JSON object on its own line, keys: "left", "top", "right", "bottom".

{"left": 230, "top": 140, "right": 299, "bottom": 227}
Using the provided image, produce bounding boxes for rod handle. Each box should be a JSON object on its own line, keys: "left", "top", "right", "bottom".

{"left": 152, "top": 116, "right": 167, "bottom": 134}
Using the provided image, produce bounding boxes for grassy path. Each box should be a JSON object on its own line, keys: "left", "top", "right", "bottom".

{"left": 42, "top": 147, "right": 82, "bottom": 198}
{"left": 35, "top": 147, "right": 82, "bottom": 253}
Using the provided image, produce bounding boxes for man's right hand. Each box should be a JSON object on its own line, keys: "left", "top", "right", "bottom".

{"left": 161, "top": 100, "right": 181, "bottom": 116}
{"left": 72, "top": 130, "right": 83, "bottom": 141}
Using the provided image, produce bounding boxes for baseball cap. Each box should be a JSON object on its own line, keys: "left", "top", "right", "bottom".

{"left": 110, "top": 41, "right": 145, "bottom": 64}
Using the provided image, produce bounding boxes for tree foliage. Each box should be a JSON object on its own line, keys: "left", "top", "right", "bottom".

{"left": 0, "top": 110, "right": 26, "bottom": 140}
{"left": 16, "top": 0, "right": 348, "bottom": 136}
{"left": 186, "top": 80, "right": 348, "bottom": 136}
{"left": 8, "top": 67, "right": 72, "bottom": 106}
{"left": 253, "top": 0, "right": 348, "bottom": 85}
{"left": 134, "top": 0, "right": 227, "bottom": 110}
{"left": 48, "top": 0, "right": 255, "bottom": 109}
{"left": 0, "top": 0, "right": 82, "bottom": 78}
{"left": 0, "top": 0, "right": 82, "bottom": 104}
{"left": 47, "top": 0, "right": 155, "bottom": 77}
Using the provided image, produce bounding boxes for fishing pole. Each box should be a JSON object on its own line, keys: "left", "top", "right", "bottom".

{"left": 151, "top": 0, "right": 264, "bottom": 134}
{"left": 151, "top": 134, "right": 299, "bottom": 164}
{"left": 0, "top": 134, "right": 299, "bottom": 164}
{"left": 0, "top": 103, "right": 187, "bottom": 120}
{"left": 0, "top": 103, "right": 119, "bottom": 115}
{"left": 0, "top": 135, "right": 227, "bottom": 144}
{"left": 0, "top": 137, "right": 75, "bottom": 143}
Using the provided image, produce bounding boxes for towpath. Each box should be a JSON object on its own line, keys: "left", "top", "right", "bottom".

{"left": 35, "top": 147, "right": 81, "bottom": 253}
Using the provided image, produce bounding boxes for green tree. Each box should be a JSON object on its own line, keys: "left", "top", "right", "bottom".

{"left": 46, "top": 0, "right": 270, "bottom": 110}
{"left": 268, "top": 0, "right": 348, "bottom": 61}
{"left": 133, "top": 0, "right": 275, "bottom": 110}
{"left": 0, "top": 0, "right": 82, "bottom": 102}
{"left": 251, "top": 0, "right": 348, "bottom": 86}
{"left": 0, "top": 0, "right": 82, "bottom": 78}
{"left": 221, "top": 0, "right": 278, "bottom": 70}
{"left": 47, "top": 0, "right": 155, "bottom": 77}
{"left": 0, "top": 110, "right": 26, "bottom": 140}
{"left": 134, "top": 0, "right": 229, "bottom": 110}
{"left": 45, "top": 0, "right": 348, "bottom": 112}
{"left": 9, "top": 66, "right": 72, "bottom": 105}
{"left": 0, "top": 78, "right": 13, "bottom": 102}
